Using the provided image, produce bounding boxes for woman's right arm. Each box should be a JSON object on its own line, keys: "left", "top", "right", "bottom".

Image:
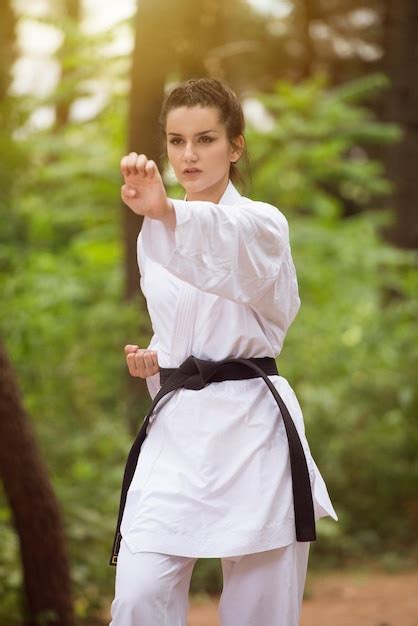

{"left": 140, "top": 198, "right": 301, "bottom": 333}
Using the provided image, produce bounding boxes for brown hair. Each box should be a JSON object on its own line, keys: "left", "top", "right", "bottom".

{"left": 158, "top": 77, "right": 251, "bottom": 195}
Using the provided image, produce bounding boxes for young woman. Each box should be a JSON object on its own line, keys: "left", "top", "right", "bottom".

{"left": 109, "top": 77, "right": 338, "bottom": 626}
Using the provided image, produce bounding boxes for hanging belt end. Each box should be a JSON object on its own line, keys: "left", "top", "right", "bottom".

{"left": 109, "top": 532, "right": 122, "bottom": 566}
{"left": 296, "top": 525, "right": 317, "bottom": 542}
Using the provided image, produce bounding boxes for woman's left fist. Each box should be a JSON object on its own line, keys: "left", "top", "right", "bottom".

{"left": 120, "top": 152, "right": 172, "bottom": 220}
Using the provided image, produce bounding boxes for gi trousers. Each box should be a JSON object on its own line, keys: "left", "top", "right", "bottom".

{"left": 109, "top": 537, "right": 310, "bottom": 626}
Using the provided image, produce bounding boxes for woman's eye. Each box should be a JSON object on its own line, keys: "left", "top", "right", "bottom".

{"left": 169, "top": 136, "right": 214, "bottom": 145}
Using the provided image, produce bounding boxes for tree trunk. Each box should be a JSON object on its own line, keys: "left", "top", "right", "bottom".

{"left": 381, "top": 0, "right": 418, "bottom": 248}
{"left": 123, "top": 0, "right": 172, "bottom": 300}
{"left": 295, "top": 0, "right": 317, "bottom": 79}
{"left": 54, "top": 0, "right": 81, "bottom": 130}
{"left": 121, "top": 0, "right": 175, "bottom": 432}
{"left": 0, "top": 342, "right": 74, "bottom": 626}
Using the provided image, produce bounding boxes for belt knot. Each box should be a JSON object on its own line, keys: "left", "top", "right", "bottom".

{"left": 178, "top": 355, "right": 221, "bottom": 390}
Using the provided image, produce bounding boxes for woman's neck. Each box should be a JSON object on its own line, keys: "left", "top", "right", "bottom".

{"left": 184, "top": 175, "right": 230, "bottom": 203}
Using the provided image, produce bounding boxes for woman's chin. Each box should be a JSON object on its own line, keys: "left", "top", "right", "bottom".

{"left": 182, "top": 179, "right": 206, "bottom": 193}
{"left": 182, "top": 177, "right": 203, "bottom": 186}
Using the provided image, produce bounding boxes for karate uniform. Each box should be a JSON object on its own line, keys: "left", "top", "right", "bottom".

{"left": 109, "top": 179, "right": 338, "bottom": 626}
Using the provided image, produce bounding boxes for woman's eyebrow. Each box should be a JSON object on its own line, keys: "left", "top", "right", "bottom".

{"left": 167, "top": 129, "right": 218, "bottom": 136}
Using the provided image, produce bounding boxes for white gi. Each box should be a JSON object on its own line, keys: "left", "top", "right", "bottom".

{"left": 110, "top": 179, "right": 338, "bottom": 626}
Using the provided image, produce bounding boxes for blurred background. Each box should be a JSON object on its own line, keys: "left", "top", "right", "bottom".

{"left": 0, "top": 0, "right": 417, "bottom": 625}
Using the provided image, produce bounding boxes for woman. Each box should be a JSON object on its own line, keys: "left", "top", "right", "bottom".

{"left": 109, "top": 77, "right": 338, "bottom": 626}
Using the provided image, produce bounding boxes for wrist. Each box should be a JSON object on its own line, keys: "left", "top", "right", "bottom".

{"left": 157, "top": 199, "right": 176, "bottom": 230}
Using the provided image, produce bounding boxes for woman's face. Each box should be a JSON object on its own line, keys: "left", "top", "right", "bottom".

{"left": 166, "top": 105, "right": 243, "bottom": 201}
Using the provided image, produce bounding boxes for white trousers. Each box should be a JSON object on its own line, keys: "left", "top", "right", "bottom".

{"left": 109, "top": 537, "right": 310, "bottom": 626}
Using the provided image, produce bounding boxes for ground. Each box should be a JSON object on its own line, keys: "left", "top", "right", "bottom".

{"left": 95, "top": 568, "right": 418, "bottom": 625}
{"left": 186, "top": 569, "right": 418, "bottom": 626}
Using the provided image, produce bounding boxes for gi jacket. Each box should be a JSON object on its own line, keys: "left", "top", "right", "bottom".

{"left": 119, "top": 179, "right": 338, "bottom": 560}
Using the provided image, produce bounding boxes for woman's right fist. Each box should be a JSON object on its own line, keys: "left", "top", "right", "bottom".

{"left": 120, "top": 152, "right": 171, "bottom": 220}
{"left": 124, "top": 344, "right": 159, "bottom": 378}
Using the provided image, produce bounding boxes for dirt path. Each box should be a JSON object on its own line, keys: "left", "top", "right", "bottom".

{"left": 187, "top": 570, "right": 418, "bottom": 626}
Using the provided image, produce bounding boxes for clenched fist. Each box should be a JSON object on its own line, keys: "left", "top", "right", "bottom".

{"left": 124, "top": 344, "right": 160, "bottom": 378}
{"left": 120, "top": 152, "right": 175, "bottom": 226}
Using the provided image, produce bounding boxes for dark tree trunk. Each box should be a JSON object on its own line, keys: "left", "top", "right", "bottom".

{"left": 0, "top": 342, "right": 74, "bottom": 626}
{"left": 381, "top": 0, "right": 418, "bottom": 248}
{"left": 122, "top": 0, "right": 174, "bottom": 432}
{"left": 295, "top": 0, "right": 317, "bottom": 79}
{"left": 123, "top": 0, "right": 171, "bottom": 300}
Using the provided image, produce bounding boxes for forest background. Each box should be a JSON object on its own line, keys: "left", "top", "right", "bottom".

{"left": 0, "top": 0, "right": 417, "bottom": 624}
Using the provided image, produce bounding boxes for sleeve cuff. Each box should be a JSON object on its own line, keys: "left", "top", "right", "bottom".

{"left": 145, "top": 370, "right": 161, "bottom": 401}
{"left": 140, "top": 199, "right": 192, "bottom": 267}
{"left": 169, "top": 198, "right": 191, "bottom": 227}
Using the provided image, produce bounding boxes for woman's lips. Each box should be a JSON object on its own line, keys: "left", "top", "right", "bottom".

{"left": 183, "top": 169, "right": 202, "bottom": 177}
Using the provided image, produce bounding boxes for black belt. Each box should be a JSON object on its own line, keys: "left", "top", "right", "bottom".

{"left": 109, "top": 355, "right": 316, "bottom": 566}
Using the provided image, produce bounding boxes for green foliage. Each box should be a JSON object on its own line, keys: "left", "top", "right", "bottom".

{"left": 286, "top": 210, "right": 418, "bottom": 565}
{"left": 246, "top": 74, "right": 402, "bottom": 218}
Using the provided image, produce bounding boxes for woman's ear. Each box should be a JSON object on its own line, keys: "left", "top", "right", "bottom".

{"left": 231, "top": 134, "right": 245, "bottom": 162}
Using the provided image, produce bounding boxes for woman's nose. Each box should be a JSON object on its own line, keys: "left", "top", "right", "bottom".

{"left": 183, "top": 143, "right": 198, "bottom": 161}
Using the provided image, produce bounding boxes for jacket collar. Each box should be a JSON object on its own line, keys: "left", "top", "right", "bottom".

{"left": 183, "top": 179, "right": 242, "bottom": 204}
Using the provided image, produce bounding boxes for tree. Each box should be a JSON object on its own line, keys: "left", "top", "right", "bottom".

{"left": 381, "top": 0, "right": 418, "bottom": 248}
{"left": 0, "top": 342, "right": 75, "bottom": 626}
{"left": 54, "top": 0, "right": 81, "bottom": 130}
{"left": 123, "top": 0, "right": 172, "bottom": 300}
